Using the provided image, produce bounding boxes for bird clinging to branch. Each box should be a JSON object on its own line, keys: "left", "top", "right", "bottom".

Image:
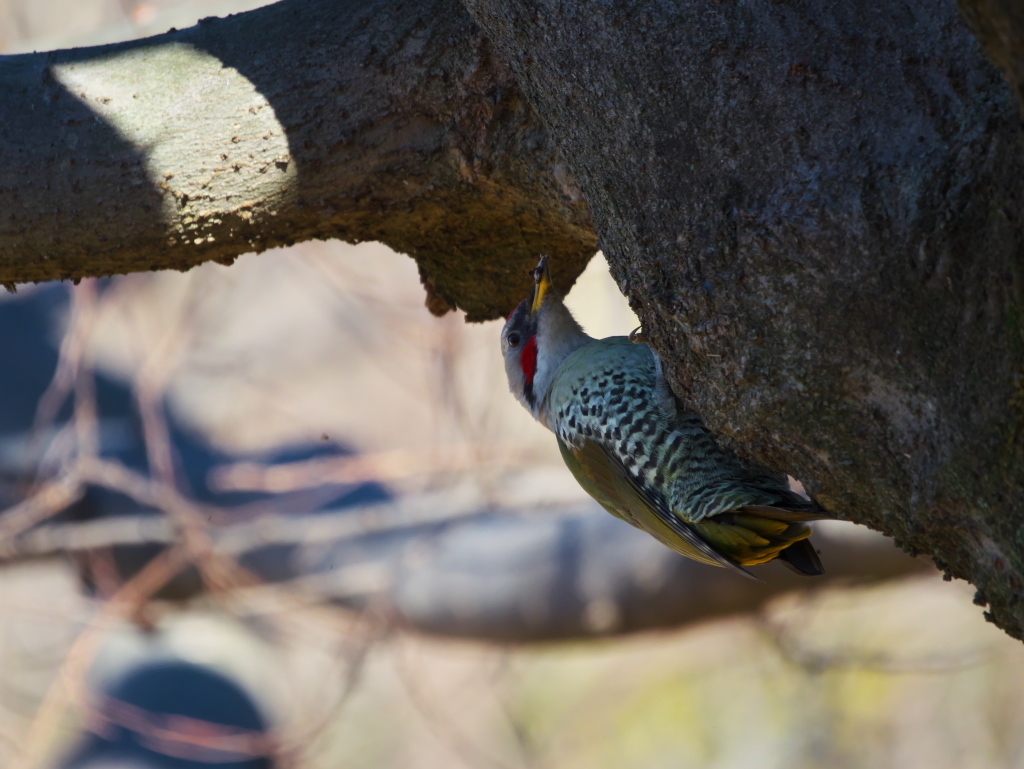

{"left": 500, "top": 256, "right": 830, "bottom": 579}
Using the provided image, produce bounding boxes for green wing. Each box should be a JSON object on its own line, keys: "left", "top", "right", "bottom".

{"left": 557, "top": 435, "right": 759, "bottom": 580}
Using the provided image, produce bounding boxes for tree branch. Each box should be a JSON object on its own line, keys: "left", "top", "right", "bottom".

{"left": 1, "top": 505, "right": 928, "bottom": 642}
{"left": 460, "top": 0, "right": 1024, "bottom": 638}
{"left": 0, "top": 0, "right": 596, "bottom": 319}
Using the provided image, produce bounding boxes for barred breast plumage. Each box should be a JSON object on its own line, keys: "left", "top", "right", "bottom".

{"left": 501, "top": 256, "right": 829, "bottom": 578}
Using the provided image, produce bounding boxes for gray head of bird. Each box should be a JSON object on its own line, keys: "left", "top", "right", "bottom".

{"left": 500, "top": 256, "right": 593, "bottom": 427}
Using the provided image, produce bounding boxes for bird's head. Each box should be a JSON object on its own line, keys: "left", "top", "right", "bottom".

{"left": 501, "top": 256, "right": 592, "bottom": 425}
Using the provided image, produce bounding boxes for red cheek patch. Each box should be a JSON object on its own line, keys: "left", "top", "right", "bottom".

{"left": 520, "top": 335, "right": 538, "bottom": 384}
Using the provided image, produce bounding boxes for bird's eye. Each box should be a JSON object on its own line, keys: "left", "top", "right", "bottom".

{"left": 507, "top": 331, "right": 521, "bottom": 347}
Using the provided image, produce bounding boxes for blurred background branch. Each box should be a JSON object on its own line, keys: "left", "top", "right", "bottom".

{"left": 0, "top": 502, "right": 930, "bottom": 641}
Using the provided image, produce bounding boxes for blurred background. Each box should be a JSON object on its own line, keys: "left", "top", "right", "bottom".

{"left": 1, "top": 2, "right": 1023, "bottom": 768}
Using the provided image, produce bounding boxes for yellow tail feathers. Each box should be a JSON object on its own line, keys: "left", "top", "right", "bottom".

{"left": 695, "top": 511, "right": 814, "bottom": 567}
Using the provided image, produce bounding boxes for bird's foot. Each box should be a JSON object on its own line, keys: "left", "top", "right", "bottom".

{"left": 629, "top": 325, "right": 646, "bottom": 344}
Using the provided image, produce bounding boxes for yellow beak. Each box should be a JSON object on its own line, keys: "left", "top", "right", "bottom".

{"left": 531, "top": 255, "right": 552, "bottom": 314}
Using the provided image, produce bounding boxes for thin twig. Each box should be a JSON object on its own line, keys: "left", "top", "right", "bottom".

{"left": 274, "top": 608, "right": 382, "bottom": 766}
{"left": 755, "top": 610, "right": 993, "bottom": 675}
{"left": 394, "top": 638, "right": 520, "bottom": 769}
{"left": 22, "top": 282, "right": 99, "bottom": 487}
{"left": 11, "top": 545, "right": 190, "bottom": 769}
{"left": 0, "top": 472, "right": 85, "bottom": 545}
{"left": 207, "top": 443, "right": 537, "bottom": 494}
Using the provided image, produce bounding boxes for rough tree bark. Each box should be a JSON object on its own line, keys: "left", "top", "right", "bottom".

{"left": 0, "top": 0, "right": 595, "bottom": 318}
{"left": 460, "top": 0, "right": 1024, "bottom": 639}
{"left": 2, "top": 0, "right": 1023, "bottom": 639}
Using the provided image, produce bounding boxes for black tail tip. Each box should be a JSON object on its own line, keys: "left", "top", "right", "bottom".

{"left": 778, "top": 540, "right": 825, "bottom": 576}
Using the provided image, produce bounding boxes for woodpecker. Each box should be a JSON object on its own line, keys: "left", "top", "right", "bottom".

{"left": 501, "top": 256, "right": 828, "bottom": 578}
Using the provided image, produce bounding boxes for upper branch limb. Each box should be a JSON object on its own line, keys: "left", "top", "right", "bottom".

{"left": 0, "top": 0, "right": 596, "bottom": 318}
